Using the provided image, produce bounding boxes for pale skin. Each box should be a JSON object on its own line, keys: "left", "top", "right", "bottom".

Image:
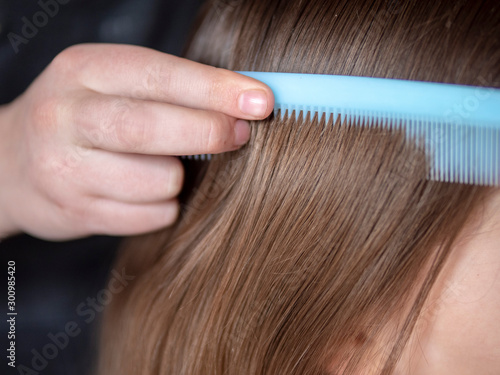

{"left": 0, "top": 43, "right": 274, "bottom": 240}
{"left": 396, "top": 189, "right": 500, "bottom": 374}
{"left": 348, "top": 191, "right": 500, "bottom": 374}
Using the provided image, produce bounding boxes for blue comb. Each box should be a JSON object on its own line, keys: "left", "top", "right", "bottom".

{"left": 240, "top": 72, "right": 500, "bottom": 186}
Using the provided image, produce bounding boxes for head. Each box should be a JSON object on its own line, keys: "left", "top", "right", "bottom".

{"left": 98, "top": 0, "right": 500, "bottom": 374}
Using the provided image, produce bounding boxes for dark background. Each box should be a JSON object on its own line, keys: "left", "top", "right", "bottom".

{"left": 0, "top": 0, "right": 203, "bottom": 373}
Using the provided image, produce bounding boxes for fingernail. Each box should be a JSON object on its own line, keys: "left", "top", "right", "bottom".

{"left": 238, "top": 90, "right": 268, "bottom": 117}
{"left": 234, "top": 120, "right": 251, "bottom": 146}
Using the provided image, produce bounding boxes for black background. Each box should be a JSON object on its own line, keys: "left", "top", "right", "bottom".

{"left": 0, "top": 0, "right": 203, "bottom": 373}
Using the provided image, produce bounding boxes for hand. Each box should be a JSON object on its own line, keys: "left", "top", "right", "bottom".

{"left": 0, "top": 43, "right": 274, "bottom": 240}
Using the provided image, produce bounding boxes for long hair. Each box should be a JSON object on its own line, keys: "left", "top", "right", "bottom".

{"left": 98, "top": 1, "right": 499, "bottom": 374}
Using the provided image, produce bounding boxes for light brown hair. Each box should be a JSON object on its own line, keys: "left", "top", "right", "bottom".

{"left": 98, "top": 0, "right": 499, "bottom": 374}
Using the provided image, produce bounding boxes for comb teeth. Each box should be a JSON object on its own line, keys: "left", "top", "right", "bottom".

{"left": 181, "top": 109, "right": 500, "bottom": 186}
{"left": 272, "top": 107, "right": 499, "bottom": 186}
{"left": 181, "top": 154, "right": 212, "bottom": 161}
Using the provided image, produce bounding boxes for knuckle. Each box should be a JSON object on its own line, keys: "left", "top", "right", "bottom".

{"left": 72, "top": 93, "right": 124, "bottom": 147}
{"left": 32, "top": 149, "right": 85, "bottom": 204}
{"left": 50, "top": 44, "right": 88, "bottom": 74}
{"left": 108, "top": 98, "right": 148, "bottom": 151}
{"left": 140, "top": 61, "right": 170, "bottom": 100}
{"left": 31, "top": 96, "right": 61, "bottom": 133}
{"left": 30, "top": 160, "right": 90, "bottom": 229}
{"left": 204, "top": 115, "right": 233, "bottom": 153}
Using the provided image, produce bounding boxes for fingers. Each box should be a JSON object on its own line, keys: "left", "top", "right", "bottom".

{"left": 70, "top": 92, "right": 251, "bottom": 155}
{"left": 76, "top": 150, "right": 184, "bottom": 203}
{"left": 51, "top": 150, "right": 183, "bottom": 236}
{"left": 67, "top": 44, "right": 274, "bottom": 119}
{"left": 84, "top": 198, "right": 180, "bottom": 236}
